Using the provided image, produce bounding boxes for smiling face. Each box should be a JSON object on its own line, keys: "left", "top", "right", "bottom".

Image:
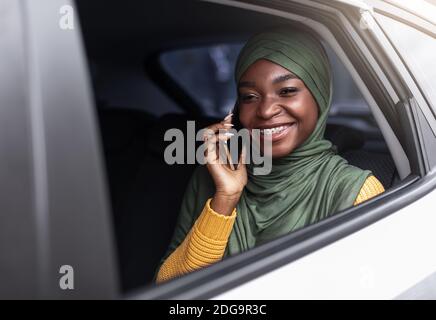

{"left": 237, "top": 59, "right": 319, "bottom": 159}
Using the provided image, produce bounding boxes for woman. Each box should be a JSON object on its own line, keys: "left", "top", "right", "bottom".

{"left": 155, "top": 27, "right": 385, "bottom": 283}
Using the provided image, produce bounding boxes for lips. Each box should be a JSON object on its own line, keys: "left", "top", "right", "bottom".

{"left": 251, "top": 122, "right": 296, "bottom": 142}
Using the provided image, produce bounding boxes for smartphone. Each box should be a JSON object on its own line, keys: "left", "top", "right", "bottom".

{"left": 227, "top": 101, "right": 243, "bottom": 167}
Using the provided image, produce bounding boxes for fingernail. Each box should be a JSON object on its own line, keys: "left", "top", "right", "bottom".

{"left": 223, "top": 132, "right": 234, "bottom": 137}
{"left": 224, "top": 123, "right": 234, "bottom": 127}
{"left": 224, "top": 113, "right": 233, "bottom": 121}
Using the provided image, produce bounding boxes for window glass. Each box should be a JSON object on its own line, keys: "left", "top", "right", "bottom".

{"left": 160, "top": 42, "right": 374, "bottom": 134}
{"left": 376, "top": 13, "right": 436, "bottom": 114}
{"left": 161, "top": 44, "right": 243, "bottom": 117}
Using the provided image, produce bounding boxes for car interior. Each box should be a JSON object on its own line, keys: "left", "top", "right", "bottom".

{"left": 76, "top": 0, "right": 399, "bottom": 293}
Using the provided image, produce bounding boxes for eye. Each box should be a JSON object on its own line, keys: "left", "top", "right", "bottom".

{"left": 279, "top": 87, "right": 298, "bottom": 95}
{"left": 239, "top": 93, "right": 258, "bottom": 103}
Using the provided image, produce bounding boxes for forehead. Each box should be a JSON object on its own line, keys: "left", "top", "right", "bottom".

{"left": 239, "top": 59, "right": 298, "bottom": 82}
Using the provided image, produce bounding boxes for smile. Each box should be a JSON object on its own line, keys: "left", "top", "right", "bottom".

{"left": 259, "top": 125, "right": 289, "bottom": 135}
{"left": 252, "top": 123, "right": 296, "bottom": 142}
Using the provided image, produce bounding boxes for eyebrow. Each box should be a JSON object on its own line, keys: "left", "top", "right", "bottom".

{"left": 272, "top": 73, "right": 298, "bottom": 84}
{"left": 238, "top": 73, "right": 298, "bottom": 89}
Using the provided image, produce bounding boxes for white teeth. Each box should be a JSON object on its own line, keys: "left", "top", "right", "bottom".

{"left": 259, "top": 125, "right": 288, "bottom": 135}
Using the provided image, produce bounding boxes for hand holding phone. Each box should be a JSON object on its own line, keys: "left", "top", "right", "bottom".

{"left": 202, "top": 110, "right": 247, "bottom": 215}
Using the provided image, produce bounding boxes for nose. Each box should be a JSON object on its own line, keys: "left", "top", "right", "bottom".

{"left": 256, "top": 95, "right": 282, "bottom": 120}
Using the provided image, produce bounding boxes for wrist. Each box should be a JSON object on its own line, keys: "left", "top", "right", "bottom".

{"left": 214, "top": 188, "right": 243, "bottom": 199}
{"left": 210, "top": 192, "right": 241, "bottom": 216}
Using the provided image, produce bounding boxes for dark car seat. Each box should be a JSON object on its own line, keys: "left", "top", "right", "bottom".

{"left": 97, "top": 110, "right": 396, "bottom": 292}
{"left": 324, "top": 123, "right": 396, "bottom": 188}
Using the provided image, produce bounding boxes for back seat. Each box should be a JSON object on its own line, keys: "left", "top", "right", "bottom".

{"left": 97, "top": 109, "right": 396, "bottom": 291}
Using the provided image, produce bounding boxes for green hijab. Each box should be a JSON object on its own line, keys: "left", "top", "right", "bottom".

{"left": 159, "top": 27, "right": 371, "bottom": 267}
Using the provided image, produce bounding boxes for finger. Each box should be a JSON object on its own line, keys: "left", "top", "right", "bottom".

{"left": 216, "top": 138, "right": 235, "bottom": 168}
{"left": 202, "top": 127, "right": 215, "bottom": 141}
{"left": 237, "top": 144, "right": 247, "bottom": 170}
{"left": 206, "top": 145, "right": 218, "bottom": 164}
{"left": 205, "top": 122, "right": 230, "bottom": 135}
{"left": 205, "top": 136, "right": 218, "bottom": 164}
{"left": 221, "top": 142, "right": 235, "bottom": 170}
{"left": 224, "top": 110, "right": 233, "bottom": 121}
{"left": 204, "top": 123, "right": 235, "bottom": 165}
{"left": 204, "top": 111, "right": 234, "bottom": 135}
{"left": 221, "top": 114, "right": 234, "bottom": 133}
{"left": 206, "top": 137, "right": 233, "bottom": 169}
{"left": 206, "top": 132, "right": 234, "bottom": 145}
{"left": 217, "top": 141, "right": 229, "bottom": 167}
{"left": 222, "top": 112, "right": 233, "bottom": 124}
{"left": 214, "top": 138, "right": 231, "bottom": 168}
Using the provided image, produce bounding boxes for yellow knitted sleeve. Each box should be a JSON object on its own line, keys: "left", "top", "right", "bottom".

{"left": 156, "top": 198, "right": 236, "bottom": 283}
{"left": 353, "top": 175, "right": 385, "bottom": 205}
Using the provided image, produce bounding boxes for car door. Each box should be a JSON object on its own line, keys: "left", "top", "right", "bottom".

{"left": 210, "top": 0, "right": 436, "bottom": 300}
{"left": 133, "top": 0, "right": 436, "bottom": 300}
{"left": 0, "top": 0, "right": 118, "bottom": 299}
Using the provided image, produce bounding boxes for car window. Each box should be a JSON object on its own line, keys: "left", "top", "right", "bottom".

{"left": 160, "top": 44, "right": 244, "bottom": 117}
{"left": 376, "top": 13, "right": 436, "bottom": 114}
{"left": 160, "top": 42, "right": 376, "bottom": 133}
{"left": 90, "top": 61, "right": 183, "bottom": 117}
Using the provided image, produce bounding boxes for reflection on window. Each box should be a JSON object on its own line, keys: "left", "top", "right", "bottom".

{"left": 376, "top": 13, "right": 436, "bottom": 114}
{"left": 160, "top": 43, "right": 372, "bottom": 131}
{"left": 161, "top": 44, "right": 243, "bottom": 117}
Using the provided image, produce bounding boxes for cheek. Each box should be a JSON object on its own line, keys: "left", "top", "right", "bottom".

{"left": 238, "top": 105, "right": 255, "bottom": 128}
{"left": 306, "top": 100, "right": 319, "bottom": 131}
{"left": 287, "top": 95, "right": 319, "bottom": 137}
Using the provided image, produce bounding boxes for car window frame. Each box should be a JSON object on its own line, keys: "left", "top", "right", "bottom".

{"left": 373, "top": 12, "right": 436, "bottom": 128}
{"left": 364, "top": 10, "right": 436, "bottom": 137}
{"left": 0, "top": 0, "right": 39, "bottom": 299}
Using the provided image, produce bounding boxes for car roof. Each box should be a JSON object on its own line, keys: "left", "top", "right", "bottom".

{"left": 76, "top": 0, "right": 302, "bottom": 60}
